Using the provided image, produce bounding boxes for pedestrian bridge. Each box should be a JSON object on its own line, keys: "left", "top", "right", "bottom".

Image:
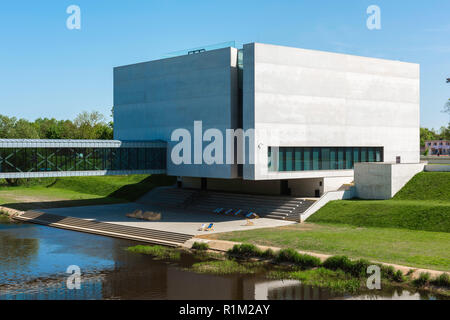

{"left": 0, "top": 139, "right": 167, "bottom": 179}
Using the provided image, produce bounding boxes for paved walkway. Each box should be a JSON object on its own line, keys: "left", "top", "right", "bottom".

{"left": 39, "top": 203, "right": 295, "bottom": 236}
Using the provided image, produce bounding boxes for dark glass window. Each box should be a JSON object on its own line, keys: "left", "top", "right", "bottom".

{"left": 0, "top": 147, "right": 166, "bottom": 174}
{"left": 267, "top": 146, "right": 383, "bottom": 172}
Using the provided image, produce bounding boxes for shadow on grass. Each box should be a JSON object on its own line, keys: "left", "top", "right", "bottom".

{"left": 1, "top": 175, "right": 176, "bottom": 211}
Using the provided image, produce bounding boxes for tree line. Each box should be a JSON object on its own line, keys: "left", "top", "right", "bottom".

{"left": 0, "top": 111, "right": 113, "bottom": 140}
{"left": 420, "top": 127, "right": 450, "bottom": 147}
{"left": 0, "top": 110, "right": 448, "bottom": 146}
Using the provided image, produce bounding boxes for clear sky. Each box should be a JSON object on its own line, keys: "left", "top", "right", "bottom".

{"left": 0, "top": 0, "right": 449, "bottom": 130}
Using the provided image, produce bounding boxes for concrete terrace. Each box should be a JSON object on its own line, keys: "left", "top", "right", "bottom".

{"left": 38, "top": 203, "right": 295, "bottom": 236}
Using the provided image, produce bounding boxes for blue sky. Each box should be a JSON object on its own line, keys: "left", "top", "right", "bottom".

{"left": 0, "top": 0, "right": 449, "bottom": 130}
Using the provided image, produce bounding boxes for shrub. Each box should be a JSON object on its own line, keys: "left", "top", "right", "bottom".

{"left": 261, "top": 248, "right": 276, "bottom": 259}
{"left": 349, "top": 259, "right": 372, "bottom": 277}
{"left": 392, "top": 270, "right": 405, "bottom": 282}
{"left": 227, "top": 243, "right": 263, "bottom": 258}
{"left": 275, "top": 248, "right": 321, "bottom": 269}
{"left": 413, "top": 272, "right": 431, "bottom": 287}
{"left": 381, "top": 265, "right": 396, "bottom": 279}
{"left": 430, "top": 273, "right": 450, "bottom": 288}
{"left": 192, "top": 242, "right": 209, "bottom": 251}
{"left": 322, "top": 256, "right": 373, "bottom": 277}
{"left": 323, "top": 256, "right": 353, "bottom": 272}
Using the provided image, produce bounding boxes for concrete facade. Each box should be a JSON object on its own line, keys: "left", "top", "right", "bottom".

{"left": 112, "top": 42, "right": 420, "bottom": 197}
{"left": 354, "top": 162, "right": 425, "bottom": 199}
{"left": 114, "top": 47, "right": 239, "bottom": 179}
{"left": 242, "top": 43, "right": 420, "bottom": 181}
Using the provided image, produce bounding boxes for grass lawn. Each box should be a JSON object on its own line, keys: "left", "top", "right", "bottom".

{"left": 307, "top": 200, "right": 450, "bottom": 232}
{"left": 208, "top": 172, "right": 450, "bottom": 271}
{"left": 206, "top": 223, "right": 450, "bottom": 271}
{"left": 0, "top": 174, "right": 175, "bottom": 211}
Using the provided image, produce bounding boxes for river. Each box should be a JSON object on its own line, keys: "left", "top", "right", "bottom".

{"left": 0, "top": 219, "right": 444, "bottom": 300}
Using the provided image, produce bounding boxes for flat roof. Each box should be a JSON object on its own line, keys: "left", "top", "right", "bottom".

{"left": 0, "top": 139, "right": 166, "bottom": 148}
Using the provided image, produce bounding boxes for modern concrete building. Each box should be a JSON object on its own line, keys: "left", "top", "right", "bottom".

{"left": 0, "top": 42, "right": 421, "bottom": 199}
{"left": 113, "top": 42, "right": 420, "bottom": 197}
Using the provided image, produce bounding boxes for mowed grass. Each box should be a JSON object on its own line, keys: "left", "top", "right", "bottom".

{"left": 210, "top": 172, "right": 450, "bottom": 271}
{"left": 208, "top": 223, "right": 450, "bottom": 271}
{"left": 308, "top": 172, "right": 450, "bottom": 232}
{"left": 307, "top": 200, "right": 450, "bottom": 233}
{"left": 394, "top": 172, "right": 450, "bottom": 201}
{"left": 0, "top": 174, "right": 175, "bottom": 210}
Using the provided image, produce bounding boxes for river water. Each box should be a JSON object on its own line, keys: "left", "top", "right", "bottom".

{"left": 0, "top": 219, "right": 445, "bottom": 300}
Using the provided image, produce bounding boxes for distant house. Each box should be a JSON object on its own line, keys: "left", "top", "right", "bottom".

{"left": 424, "top": 140, "right": 450, "bottom": 155}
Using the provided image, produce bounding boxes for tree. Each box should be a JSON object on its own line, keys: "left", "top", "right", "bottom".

{"left": 420, "top": 127, "right": 438, "bottom": 147}
{"left": 0, "top": 111, "right": 113, "bottom": 140}
{"left": 11, "top": 119, "right": 39, "bottom": 139}
{"left": 0, "top": 115, "right": 16, "bottom": 138}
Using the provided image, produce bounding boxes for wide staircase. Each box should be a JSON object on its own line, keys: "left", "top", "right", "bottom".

{"left": 189, "top": 192, "right": 315, "bottom": 221}
{"left": 137, "top": 187, "right": 199, "bottom": 208}
{"left": 15, "top": 210, "right": 193, "bottom": 247}
{"left": 141, "top": 187, "right": 316, "bottom": 222}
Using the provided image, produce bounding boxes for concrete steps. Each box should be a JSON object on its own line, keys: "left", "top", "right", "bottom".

{"left": 15, "top": 211, "right": 193, "bottom": 247}
{"left": 137, "top": 187, "right": 198, "bottom": 208}
{"left": 188, "top": 191, "right": 316, "bottom": 222}
{"left": 137, "top": 187, "right": 317, "bottom": 222}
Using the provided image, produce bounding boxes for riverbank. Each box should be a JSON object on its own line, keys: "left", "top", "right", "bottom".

{"left": 127, "top": 243, "right": 450, "bottom": 297}
{"left": 201, "top": 173, "right": 450, "bottom": 272}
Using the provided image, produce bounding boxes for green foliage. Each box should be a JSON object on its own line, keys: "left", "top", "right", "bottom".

{"left": 392, "top": 270, "right": 406, "bottom": 282}
{"left": 0, "top": 111, "right": 113, "bottom": 140}
{"left": 126, "top": 245, "right": 181, "bottom": 260}
{"left": 228, "top": 243, "right": 263, "bottom": 257}
{"left": 381, "top": 265, "right": 396, "bottom": 279}
{"left": 191, "top": 242, "right": 209, "bottom": 251}
{"left": 275, "top": 248, "right": 321, "bottom": 269}
{"left": 275, "top": 268, "right": 361, "bottom": 294}
{"left": 190, "top": 260, "right": 265, "bottom": 275}
{"left": 322, "top": 256, "right": 371, "bottom": 277}
{"left": 420, "top": 127, "right": 439, "bottom": 147}
{"left": 323, "top": 255, "right": 353, "bottom": 271}
{"left": 261, "top": 248, "right": 276, "bottom": 259}
{"left": 430, "top": 273, "right": 450, "bottom": 288}
{"left": 413, "top": 272, "right": 431, "bottom": 287}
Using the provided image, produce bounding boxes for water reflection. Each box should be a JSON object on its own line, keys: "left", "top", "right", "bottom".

{"left": 0, "top": 221, "right": 446, "bottom": 300}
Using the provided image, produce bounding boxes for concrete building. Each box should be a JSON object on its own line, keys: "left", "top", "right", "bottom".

{"left": 0, "top": 42, "right": 421, "bottom": 199}
{"left": 113, "top": 42, "right": 420, "bottom": 197}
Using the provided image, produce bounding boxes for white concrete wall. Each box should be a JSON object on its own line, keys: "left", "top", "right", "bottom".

{"left": 243, "top": 43, "right": 420, "bottom": 181}
{"left": 323, "top": 176, "right": 354, "bottom": 193}
{"left": 114, "top": 47, "right": 239, "bottom": 179}
{"left": 301, "top": 188, "right": 355, "bottom": 222}
{"left": 355, "top": 162, "right": 425, "bottom": 199}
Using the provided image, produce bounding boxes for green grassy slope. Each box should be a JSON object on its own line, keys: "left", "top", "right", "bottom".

{"left": 307, "top": 172, "right": 450, "bottom": 233}
{"left": 48, "top": 174, "right": 175, "bottom": 200}
{"left": 0, "top": 174, "right": 176, "bottom": 206}
{"left": 394, "top": 172, "right": 450, "bottom": 201}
